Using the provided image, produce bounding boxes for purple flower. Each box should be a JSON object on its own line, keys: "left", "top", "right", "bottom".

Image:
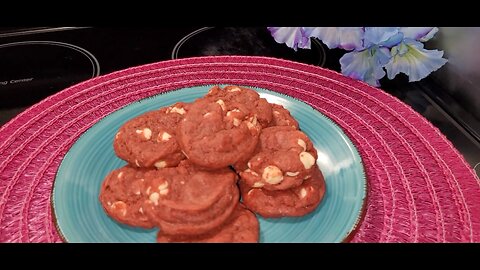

{"left": 305, "top": 27, "right": 364, "bottom": 51}
{"left": 340, "top": 46, "right": 391, "bottom": 87}
{"left": 384, "top": 39, "right": 448, "bottom": 82}
{"left": 267, "top": 27, "right": 311, "bottom": 51}
{"left": 400, "top": 27, "right": 438, "bottom": 42}
{"left": 268, "top": 27, "right": 448, "bottom": 87}
{"left": 363, "top": 27, "right": 403, "bottom": 48}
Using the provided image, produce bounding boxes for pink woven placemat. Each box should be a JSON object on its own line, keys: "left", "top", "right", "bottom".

{"left": 0, "top": 56, "right": 479, "bottom": 243}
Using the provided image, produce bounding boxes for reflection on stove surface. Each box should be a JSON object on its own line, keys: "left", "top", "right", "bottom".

{"left": 172, "top": 27, "right": 326, "bottom": 66}
{"left": 0, "top": 41, "right": 99, "bottom": 108}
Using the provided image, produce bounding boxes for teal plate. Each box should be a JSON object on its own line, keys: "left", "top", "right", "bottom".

{"left": 52, "top": 85, "right": 367, "bottom": 243}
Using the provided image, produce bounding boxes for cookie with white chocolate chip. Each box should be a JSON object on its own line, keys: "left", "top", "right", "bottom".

{"left": 240, "top": 165, "right": 326, "bottom": 218}
{"left": 99, "top": 166, "right": 155, "bottom": 228}
{"left": 113, "top": 102, "right": 189, "bottom": 168}
{"left": 177, "top": 97, "right": 262, "bottom": 169}
{"left": 239, "top": 126, "right": 318, "bottom": 191}
{"left": 156, "top": 203, "right": 259, "bottom": 243}
{"left": 203, "top": 85, "right": 273, "bottom": 128}
{"left": 269, "top": 103, "right": 299, "bottom": 129}
{"left": 142, "top": 161, "right": 239, "bottom": 236}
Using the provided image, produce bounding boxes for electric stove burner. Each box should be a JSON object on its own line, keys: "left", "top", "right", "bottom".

{"left": 0, "top": 41, "right": 100, "bottom": 109}
{"left": 172, "top": 27, "right": 326, "bottom": 67}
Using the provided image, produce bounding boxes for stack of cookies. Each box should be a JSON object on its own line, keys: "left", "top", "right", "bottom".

{"left": 99, "top": 85, "right": 326, "bottom": 243}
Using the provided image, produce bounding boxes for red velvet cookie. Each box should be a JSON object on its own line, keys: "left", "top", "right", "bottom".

{"left": 99, "top": 166, "right": 155, "bottom": 228}
{"left": 113, "top": 102, "right": 189, "bottom": 168}
{"left": 142, "top": 161, "right": 239, "bottom": 235}
{"left": 156, "top": 204, "right": 259, "bottom": 243}
{"left": 269, "top": 103, "right": 299, "bottom": 129}
{"left": 204, "top": 85, "right": 273, "bottom": 128}
{"left": 177, "top": 98, "right": 261, "bottom": 169}
{"left": 239, "top": 126, "right": 318, "bottom": 191}
{"left": 240, "top": 165, "right": 326, "bottom": 218}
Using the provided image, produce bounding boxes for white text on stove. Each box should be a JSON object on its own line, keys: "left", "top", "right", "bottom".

{"left": 0, "top": 77, "right": 34, "bottom": 86}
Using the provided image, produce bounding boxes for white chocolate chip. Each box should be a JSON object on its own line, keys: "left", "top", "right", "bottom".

{"left": 247, "top": 162, "right": 252, "bottom": 169}
{"left": 158, "top": 182, "right": 169, "bottom": 191}
{"left": 143, "top": 128, "right": 152, "bottom": 140}
{"left": 246, "top": 115, "right": 258, "bottom": 130}
{"left": 297, "top": 139, "right": 307, "bottom": 151}
{"left": 262, "top": 165, "right": 284, "bottom": 185}
{"left": 252, "top": 182, "right": 264, "bottom": 188}
{"left": 135, "top": 159, "right": 140, "bottom": 167}
{"left": 247, "top": 189, "right": 255, "bottom": 196}
{"left": 233, "top": 118, "right": 241, "bottom": 127}
{"left": 216, "top": 100, "right": 226, "bottom": 111}
{"left": 169, "top": 107, "right": 186, "bottom": 115}
{"left": 250, "top": 115, "right": 257, "bottom": 126}
{"left": 135, "top": 129, "right": 143, "bottom": 134}
{"left": 273, "top": 111, "right": 280, "bottom": 115}
{"left": 134, "top": 191, "right": 141, "bottom": 195}
{"left": 149, "top": 192, "right": 160, "bottom": 206}
{"left": 226, "top": 109, "right": 241, "bottom": 117}
{"left": 146, "top": 186, "right": 152, "bottom": 195}
{"left": 228, "top": 87, "right": 241, "bottom": 92}
{"left": 138, "top": 207, "right": 144, "bottom": 214}
{"left": 154, "top": 161, "right": 167, "bottom": 169}
{"left": 159, "top": 189, "right": 169, "bottom": 195}
{"left": 117, "top": 172, "right": 124, "bottom": 179}
{"left": 111, "top": 201, "right": 127, "bottom": 216}
{"left": 299, "top": 152, "right": 315, "bottom": 169}
{"left": 286, "top": 171, "right": 300, "bottom": 177}
{"left": 203, "top": 112, "right": 212, "bottom": 118}
{"left": 244, "top": 168, "right": 259, "bottom": 177}
{"left": 158, "top": 132, "right": 172, "bottom": 142}
{"left": 299, "top": 188, "right": 307, "bottom": 199}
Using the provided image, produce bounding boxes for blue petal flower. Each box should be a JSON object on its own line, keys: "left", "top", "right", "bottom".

{"left": 267, "top": 27, "right": 311, "bottom": 51}
{"left": 363, "top": 27, "right": 403, "bottom": 48}
{"left": 399, "top": 27, "right": 438, "bottom": 42}
{"left": 385, "top": 39, "right": 448, "bottom": 82}
{"left": 306, "top": 27, "right": 364, "bottom": 51}
{"left": 340, "top": 46, "right": 391, "bottom": 86}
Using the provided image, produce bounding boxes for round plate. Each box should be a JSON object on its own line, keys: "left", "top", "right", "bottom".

{"left": 52, "top": 85, "right": 367, "bottom": 243}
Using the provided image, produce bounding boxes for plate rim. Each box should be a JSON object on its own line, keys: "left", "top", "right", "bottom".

{"left": 51, "top": 84, "right": 368, "bottom": 243}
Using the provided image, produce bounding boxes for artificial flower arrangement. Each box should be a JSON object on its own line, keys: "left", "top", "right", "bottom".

{"left": 268, "top": 27, "right": 448, "bottom": 87}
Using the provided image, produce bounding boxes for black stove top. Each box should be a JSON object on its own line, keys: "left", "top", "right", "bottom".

{"left": 0, "top": 27, "right": 478, "bottom": 174}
